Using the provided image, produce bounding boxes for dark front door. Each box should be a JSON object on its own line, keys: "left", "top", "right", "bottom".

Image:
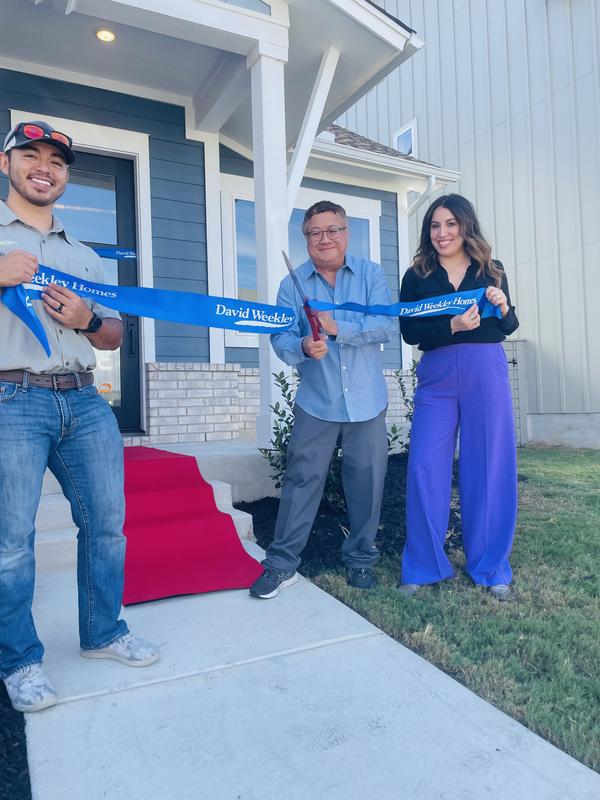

{"left": 57, "top": 152, "right": 141, "bottom": 432}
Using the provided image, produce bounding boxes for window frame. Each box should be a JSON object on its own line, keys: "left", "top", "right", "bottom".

{"left": 392, "top": 118, "right": 418, "bottom": 158}
{"left": 220, "top": 174, "right": 381, "bottom": 347}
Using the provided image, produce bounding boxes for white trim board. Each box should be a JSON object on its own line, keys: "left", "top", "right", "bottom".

{"left": 185, "top": 129, "right": 226, "bottom": 364}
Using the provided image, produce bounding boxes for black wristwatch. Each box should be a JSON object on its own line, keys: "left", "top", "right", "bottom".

{"left": 81, "top": 313, "right": 103, "bottom": 334}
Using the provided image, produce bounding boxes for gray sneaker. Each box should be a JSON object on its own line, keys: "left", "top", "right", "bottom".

{"left": 4, "top": 664, "right": 58, "bottom": 713}
{"left": 81, "top": 632, "right": 160, "bottom": 667}
{"left": 249, "top": 568, "right": 298, "bottom": 599}
{"left": 398, "top": 583, "right": 421, "bottom": 597}
{"left": 488, "top": 584, "right": 511, "bottom": 600}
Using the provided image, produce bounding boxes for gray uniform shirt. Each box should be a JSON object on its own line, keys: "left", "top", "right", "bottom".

{"left": 0, "top": 199, "right": 121, "bottom": 374}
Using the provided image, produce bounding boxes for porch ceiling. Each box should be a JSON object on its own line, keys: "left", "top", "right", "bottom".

{"left": 0, "top": 0, "right": 421, "bottom": 153}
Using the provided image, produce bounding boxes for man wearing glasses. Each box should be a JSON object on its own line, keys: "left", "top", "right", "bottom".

{"left": 0, "top": 120, "right": 159, "bottom": 714}
{"left": 250, "top": 200, "right": 394, "bottom": 599}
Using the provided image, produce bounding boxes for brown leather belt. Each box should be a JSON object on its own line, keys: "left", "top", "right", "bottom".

{"left": 0, "top": 370, "right": 94, "bottom": 390}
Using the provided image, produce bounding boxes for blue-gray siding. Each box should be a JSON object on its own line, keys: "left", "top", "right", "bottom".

{"left": 0, "top": 68, "right": 208, "bottom": 362}
{"left": 225, "top": 346, "right": 262, "bottom": 368}
{"left": 219, "top": 146, "right": 402, "bottom": 370}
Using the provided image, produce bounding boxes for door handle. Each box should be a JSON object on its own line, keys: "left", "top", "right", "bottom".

{"left": 127, "top": 318, "right": 138, "bottom": 358}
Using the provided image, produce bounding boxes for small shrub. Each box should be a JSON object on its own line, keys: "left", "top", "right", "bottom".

{"left": 258, "top": 372, "right": 295, "bottom": 490}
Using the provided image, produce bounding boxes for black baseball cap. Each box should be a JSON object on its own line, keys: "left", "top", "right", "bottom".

{"left": 3, "top": 120, "right": 75, "bottom": 164}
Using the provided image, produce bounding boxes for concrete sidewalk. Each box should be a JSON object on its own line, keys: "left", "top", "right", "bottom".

{"left": 25, "top": 537, "right": 600, "bottom": 800}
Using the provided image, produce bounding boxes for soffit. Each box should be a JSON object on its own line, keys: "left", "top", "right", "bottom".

{"left": 1, "top": 0, "right": 422, "bottom": 152}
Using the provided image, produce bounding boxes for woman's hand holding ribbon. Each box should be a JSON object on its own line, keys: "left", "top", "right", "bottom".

{"left": 485, "top": 286, "right": 509, "bottom": 317}
{"left": 450, "top": 303, "right": 481, "bottom": 334}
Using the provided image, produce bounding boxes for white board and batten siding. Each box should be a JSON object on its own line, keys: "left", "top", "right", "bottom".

{"left": 338, "top": 0, "right": 600, "bottom": 446}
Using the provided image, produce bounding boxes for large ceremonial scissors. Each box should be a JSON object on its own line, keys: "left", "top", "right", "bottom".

{"left": 281, "top": 251, "right": 323, "bottom": 342}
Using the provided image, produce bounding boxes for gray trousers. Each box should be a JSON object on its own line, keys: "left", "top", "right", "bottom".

{"left": 263, "top": 405, "right": 388, "bottom": 573}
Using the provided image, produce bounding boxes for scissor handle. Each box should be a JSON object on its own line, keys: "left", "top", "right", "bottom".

{"left": 304, "top": 303, "right": 323, "bottom": 342}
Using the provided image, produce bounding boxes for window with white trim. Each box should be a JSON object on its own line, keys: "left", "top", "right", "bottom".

{"left": 221, "top": 176, "right": 381, "bottom": 347}
{"left": 393, "top": 119, "right": 417, "bottom": 158}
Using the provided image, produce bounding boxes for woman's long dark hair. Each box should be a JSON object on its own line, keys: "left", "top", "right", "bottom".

{"left": 413, "top": 194, "right": 503, "bottom": 287}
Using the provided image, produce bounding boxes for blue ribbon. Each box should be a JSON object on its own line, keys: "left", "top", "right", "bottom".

{"left": 2, "top": 265, "right": 296, "bottom": 355}
{"left": 307, "top": 287, "right": 502, "bottom": 319}
{"left": 1, "top": 281, "right": 52, "bottom": 355}
{"left": 93, "top": 247, "right": 137, "bottom": 260}
{"left": 1, "top": 262, "right": 501, "bottom": 357}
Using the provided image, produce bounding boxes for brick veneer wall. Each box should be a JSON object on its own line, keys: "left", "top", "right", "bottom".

{"left": 124, "top": 342, "right": 525, "bottom": 446}
{"left": 124, "top": 363, "right": 241, "bottom": 446}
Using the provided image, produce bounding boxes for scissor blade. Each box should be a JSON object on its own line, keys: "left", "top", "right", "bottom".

{"left": 282, "top": 250, "right": 309, "bottom": 302}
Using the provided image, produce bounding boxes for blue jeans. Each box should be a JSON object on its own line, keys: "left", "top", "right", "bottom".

{"left": 0, "top": 379, "right": 128, "bottom": 678}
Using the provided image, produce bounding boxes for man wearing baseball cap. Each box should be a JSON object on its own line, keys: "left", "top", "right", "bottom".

{"left": 0, "top": 120, "right": 159, "bottom": 713}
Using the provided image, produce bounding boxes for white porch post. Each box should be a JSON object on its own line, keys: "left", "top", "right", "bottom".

{"left": 396, "top": 189, "right": 413, "bottom": 370}
{"left": 248, "top": 46, "right": 290, "bottom": 447}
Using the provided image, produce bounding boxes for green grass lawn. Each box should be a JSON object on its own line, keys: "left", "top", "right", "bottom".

{"left": 312, "top": 447, "right": 600, "bottom": 772}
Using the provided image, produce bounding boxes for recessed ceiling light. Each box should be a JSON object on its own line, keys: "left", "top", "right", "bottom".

{"left": 95, "top": 28, "right": 116, "bottom": 43}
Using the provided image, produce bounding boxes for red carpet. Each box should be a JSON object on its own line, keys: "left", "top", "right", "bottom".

{"left": 122, "top": 447, "right": 263, "bottom": 605}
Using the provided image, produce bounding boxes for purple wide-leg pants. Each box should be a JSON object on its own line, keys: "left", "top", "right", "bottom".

{"left": 402, "top": 343, "right": 517, "bottom": 587}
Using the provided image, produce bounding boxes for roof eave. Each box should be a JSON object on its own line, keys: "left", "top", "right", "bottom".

{"left": 310, "top": 139, "right": 461, "bottom": 184}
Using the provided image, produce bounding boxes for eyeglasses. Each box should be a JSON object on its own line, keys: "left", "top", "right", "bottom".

{"left": 304, "top": 225, "right": 348, "bottom": 242}
{"left": 7, "top": 123, "right": 72, "bottom": 149}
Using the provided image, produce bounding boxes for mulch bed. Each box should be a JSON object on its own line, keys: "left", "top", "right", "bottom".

{"left": 0, "top": 684, "right": 32, "bottom": 800}
{"left": 238, "top": 452, "right": 463, "bottom": 577}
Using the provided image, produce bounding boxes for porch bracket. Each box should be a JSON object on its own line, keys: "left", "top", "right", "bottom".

{"left": 286, "top": 46, "right": 340, "bottom": 217}
{"left": 407, "top": 175, "right": 437, "bottom": 216}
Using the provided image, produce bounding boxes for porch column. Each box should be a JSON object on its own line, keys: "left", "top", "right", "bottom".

{"left": 248, "top": 46, "right": 290, "bottom": 447}
{"left": 397, "top": 188, "right": 413, "bottom": 370}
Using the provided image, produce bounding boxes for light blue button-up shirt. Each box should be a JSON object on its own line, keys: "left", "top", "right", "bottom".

{"left": 271, "top": 253, "right": 394, "bottom": 422}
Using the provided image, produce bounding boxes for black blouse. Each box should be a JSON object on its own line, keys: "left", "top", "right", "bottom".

{"left": 400, "top": 260, "right": 519, "bottom": 351}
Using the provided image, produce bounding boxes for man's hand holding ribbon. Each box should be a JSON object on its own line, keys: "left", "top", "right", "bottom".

{"left": 0, "top": 249, "right": 38, "bottom": 287}
{"left": 40, "top": 282, "right": 95, "bottom": 330}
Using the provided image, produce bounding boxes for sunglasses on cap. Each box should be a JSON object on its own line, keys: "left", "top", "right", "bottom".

{"left": 3, "top": 121, "right": 75, "bottom": 164}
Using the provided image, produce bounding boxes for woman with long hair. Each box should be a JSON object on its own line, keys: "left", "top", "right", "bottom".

{"left": 399, "top": 194, "right": 519, "bottom": 599}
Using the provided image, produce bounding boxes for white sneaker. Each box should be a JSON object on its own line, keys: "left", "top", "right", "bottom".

{"left": 80, "top": 632, "right": 160, "bottom": 667}
{"left": 4, "top": 664, "right": 58, "bottom": 713}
